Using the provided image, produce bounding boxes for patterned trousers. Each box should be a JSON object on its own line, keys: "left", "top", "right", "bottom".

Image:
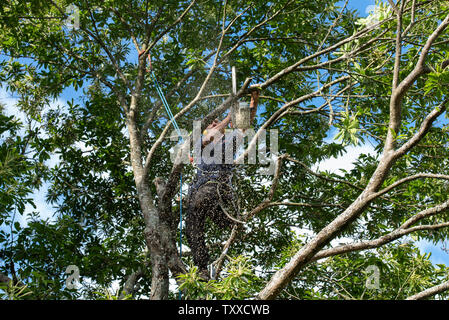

{"left": 185, "top": 181, "right": 237, "bottom": 272}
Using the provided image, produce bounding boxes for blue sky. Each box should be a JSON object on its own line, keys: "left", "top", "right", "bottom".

{"left": 346, "top": 0, "right": 375, "bottom": 13}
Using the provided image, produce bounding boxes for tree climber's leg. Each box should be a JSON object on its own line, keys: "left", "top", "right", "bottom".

{"left": 210, "top": 182, "right": 236, "bottom": 229}
{"left": 185, "top": 184, "right": 210, "bottom": 273}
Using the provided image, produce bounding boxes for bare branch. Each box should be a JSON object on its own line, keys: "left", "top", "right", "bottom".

{"left": 387, "top": 0, "right": 400, "bottom": 16}
{"left": 82, "top": 6, "right": 131, "bottom": 90}
{"left": 317, "top": 0, "right": 349, "bottom": 52}
{"left": 392, "top": 0, "right": 404, "bottom": 90}
{"left": 146, "top": 0, "right": 197, "bottom": 54}
{"left": 267, "top": 201, "right": 345, "bottom": 210}
{"left": 312, "top": 198, "right": 449, "bottom": 262}
{"left": 236, "top": 75, "right": 350, "bottom": 164}
{"left": 406, "top": 280, "right": 449, "bottom": 300}
{"left": 400, "top": 199, "right": 449, "bottom": 229}
{"left": 374, "top": 173, "right": 449, "bottom": 198}
{"left": 313, "top": 222, "right": 449, "bottom": 262}
{"left": 251, "top": 14, "right": 395, "bottom": 91}
{"left": 220, "top": 0, "right": 295, "bottom": 62}
{"left": 393, "top": 99, "right": 448, "bottom": 159}
{"left": 212, "top": 225, "right": 240, "bottom": 278}
{"left": 0, "top": 272, "right": 12, "bottom": 286}
{"left": 402, "top": 0, "right": 416, "bottom": 36}
{"left": 285, "top": 156, "right": 363, "bottom": 192}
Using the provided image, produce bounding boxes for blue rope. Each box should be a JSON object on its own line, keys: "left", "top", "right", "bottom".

{"left": 149, "top": 71, "right": 183, "bottom": 139}
{"left": 148, "top": 69, "right": 184, "bottom": 300}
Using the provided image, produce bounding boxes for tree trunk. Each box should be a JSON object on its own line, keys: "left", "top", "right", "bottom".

{"left": 124, "top": 46, "right": 187, "bottom": 299}
{"left": 126, "top": 105, "right": 171, "bottom": 299}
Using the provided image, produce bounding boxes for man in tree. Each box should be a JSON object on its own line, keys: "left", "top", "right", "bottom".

{"left": 185, "top": 90, "right": 259, "bottom": 278}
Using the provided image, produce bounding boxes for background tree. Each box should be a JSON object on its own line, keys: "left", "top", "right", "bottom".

{"left": 1, "top": 0, "right": 449, "bottom": 300}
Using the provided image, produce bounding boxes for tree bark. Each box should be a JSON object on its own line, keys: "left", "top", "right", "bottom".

{"left": 256, "top": 12, "right": 449, "bottom": 300}
{"left": 125, "top": 45, "right": 187, "bottom": 299}
{"left": 406, "top": 281, "right": 449, "bottom": 300}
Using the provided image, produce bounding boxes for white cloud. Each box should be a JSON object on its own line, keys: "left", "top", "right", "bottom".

{"left": 357, "top": 1, "right": 391, "bottom": 28}
{"left": 0, "top": 86, "right": 68, "bottom": 124}
{"left": 0, "top": 88, "right": 27, "bottom": 137}
{"left": 365, "top": 5, "right": 376, "bottom": 15}
{"left": 0, "top": 86, "right": 65, "bottom": 225}
{"left": 75, "top": 140, "right": 93, "bottom": 154}
{"left": 21, "top": 182, "right": 57, "bottom": 226}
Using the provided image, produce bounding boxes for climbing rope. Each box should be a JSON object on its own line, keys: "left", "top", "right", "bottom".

{"left": 141, "top": 49, "right": 244, "bottom": 292}
{"left": 142, "top": 50, "right": 185, "bottom": 299}
{"left": 148, "top": 70, "right": 184, "bottom": 139}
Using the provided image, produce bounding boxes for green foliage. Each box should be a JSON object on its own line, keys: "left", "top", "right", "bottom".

{"left": 178, "top": 256, "right": 261, "bottom": 300}
{"left": 279, "top": 242, "right": 449, "bottom": 300}
{"left": 0, "top": 106, "right": 44, "bottom": 217}
{"left": 0, "top": 281, "right": 33, "bottom": 300}
{"left": 334, "top": 111, "right": 363, "bottom": 146}
{"left": 0, "top": 0, "right": 449, "bottom": 301}
{"left": 424, "top": 68, "right": 449, "bottom": 101}
{"left": 93, "top": 287, "right": 133, "bottom": 300}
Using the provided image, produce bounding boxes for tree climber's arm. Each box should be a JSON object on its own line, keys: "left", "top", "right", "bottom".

{"left": 202, "top": 114, "right": 232, "bottom": 147}
{"left": 202, "top": 89, "right": 260, "bottom": 147}
{"left": 249, "top": 89, "right": 260, "bottom": 125}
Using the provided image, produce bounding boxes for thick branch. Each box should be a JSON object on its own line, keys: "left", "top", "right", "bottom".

{"left": 143, "top": 8, "right": 237, "bottom": 177}
{"left": 120, "top": 268, "right": 144, "bottom": 298}
{"left": 406, "top": 280, "right": 449, "bottom": 300}
{"left": 312, "top": 222, "right": 449, "bottom": 262}
{"left": 0, "top": 272, "right": 12, "bottom": 286}
{"left": 309, "top": 197, "right": 449, "bottom": 262}
{"left": 374, "top": 173, "right": 449, "bottom": 198}
{"left": 393, "top": 99, "right": 448, "bottom": 159}
{"left": 384, "top": 13, "right": 449, "bottom": 151}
